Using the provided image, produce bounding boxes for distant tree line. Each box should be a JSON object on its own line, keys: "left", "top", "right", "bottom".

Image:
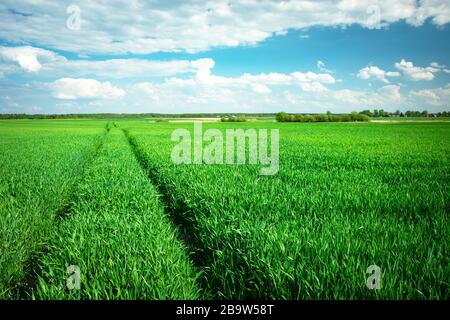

{"left": 276, "top": 112, "right": 370, "bottom": 122}
{"left": 0, "top": 113, "right": 144, "bottom": 119}
{"left": 276, "top": 109, "right": 449, "bottom": 122}
{"left": 359, "top": 109, "right": 449, "bottom": 117}
{"left": 0, "top": 110, "right": 448, "bottom": 120}
{"left": 0, "top": 113, "right": 274, "bottom": 120}
{"left": 220, "top": 115, "right": 247, "bottom": 122}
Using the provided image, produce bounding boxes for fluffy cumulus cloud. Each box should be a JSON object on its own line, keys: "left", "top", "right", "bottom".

{"left": 357, "top": 60, "right": 450, "bottom": 83}
{"left": 131, "top": 61, "right": 338, "bottom": 106}
{"left": 290, "top": 71, "right": 336, "bottom": 92}
{"left": 239, "top": 73, "right": 292, "bottom": 86}
{"left": 0, "top": 46, "right": 210, "bottom": 79}
{"left": 0, "top": 0, "right": 449, "bottom": 118}
{"left": 0, "top": 0, "right": 449, "bottom": 54}
{"left": 395, "top": 59, "right": 435, "bottom": 81}
{"left": 50, "top": 78, "right": 125, "bottom": 100}
{"left": 407, "top": 0, "right": 450, "bottom": 26}
{"left": 333, "top": 89, "right": 366, "bottom": 106}
{"left": 332, "top": 84, "right": 403, "bottom": 107}
{"left": 0, "top": 46, "right": 64, "bottom": 72}
{"left": 251, "top": 84, "right": 271, "bottom": 94}
{"left": 358, "top": 66, "right": 400, "bottom": 83}
{"left": 378, "top": 84, "right": 401, "bottom": 101}
{"left": 1, "top": 43, "right": 449, "bottom": 113}
{"left": 191, "top": 58, "right": 216, "bottom": 82}
{"left": 120, "top": 61, "right": 344, "bottom": 113}
{"left": 278, "top": 83, "right": 407, "bottom": 114}
{"left": 394, "top": 59, "right": 450, "bottom": 81}
{"left": 410, "top": 84, "right": 450, "bottom": 106}
{"left": 50, "top": 59, "right": 197, "bottom": 79}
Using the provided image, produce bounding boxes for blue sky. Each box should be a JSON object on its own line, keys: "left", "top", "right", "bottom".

{"left": 0, "top": 0, "right": 449, "bottom": 114}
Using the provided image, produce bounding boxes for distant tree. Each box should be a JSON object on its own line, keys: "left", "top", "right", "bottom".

{"left": 318, "top": 114, "right": 330, "bottom": 122}
{"left": 283, "top": 114, "right": 291, "bottom": 122}
{"left": 221, "top": 116, "right": 247, "bottom": 122}
{"left": 276, "top": 112, "right": 288, "bottom": 122}
{"left": 360, "top": 109, "right": 373, "bottom": 117}
{"left": 339, "top": 114, "right": 351, "bottom": 122}
{"left": 303, "top": 115, "right": 314, "bottom": 122}
{"left": 405, "top": 110, "right": 423, "bottom": 117}
{"left": 350, "top": 112, "right": 370, "bottom": 122}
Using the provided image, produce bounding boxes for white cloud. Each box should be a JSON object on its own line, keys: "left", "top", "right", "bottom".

{"left": 395, "top": 59, "right": 436, "bottom": 81}
{"left": 410, "top": 84, "right": 450, "bottom": 106}
{"left": 333, "top": 89, "right": 366, "bottom": 105}
{"left": 283, "top": 85, "right": 405, "bottom": 113}
{"left": 50, "top": 78, "right": 125, "bottom": 99}
{"left": 240, "top": 72, "right": 292, "bottom": 85}
{"left": 132, "top": 82, "right": 160, "bottom": 102}
{"left": 129, "top": 64, "right": 339, "bottom": 112}
{"left": 298, "top": 81, "right": 329, "bottom": 93}
{"left": 378, "top": 84, "right": 401, "bottom": 101}
{"left": 289, "top": 71, "right": 335, "bottom": 92}
{"left": 191, "top": 58, "right": 215, "bottom": 82}
{"left": 411, "top": 89, "right": 439, "bottom": 100}
{"left": 357, "top": 66, "right": 400, "bottom": 83}
{"left": 429, "top": 62, "right": 450, "bottom": 74}
{"left": 317, "top": 60, "right": 332, "bottom": 73}
{"left": 357, "top": 60, "right": 449, "bottom": 83}
{"left": 0, "top": 1, "right": 449, "bottom": 54}
{"left": 51, "top": 58, "right": 197, "bottom": 79}
{"left": 0, "top": 46, "right": 64, "bottom": 72}
{"left": 333, "top": 85, "right": 402, "bottom": 106}
{"left": 6, "top": 75, "right": 447, "bottom": 115}
{"left": 142, "top": 62, "right": 337, "bottom": 95}
{"left": 430, "top": 62, "right": 445, "bottom": 69}
{"left": 407, "top": 0, "right": 450, "bottom": 26}
{"left": 0, "top": 46, "right": 233, "bottom": 82}
{"left": 0, "top": 46, "right": 214, "bottom": 79}
{"left": 251, "top": 84, "right": 271, "bottom": 94}
{"left": 291, "top": 71, "right": 336, "bottom": 84}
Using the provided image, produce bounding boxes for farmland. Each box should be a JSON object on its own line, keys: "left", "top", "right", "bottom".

{"left": 0, "top": 120, "right": 106, "bottom": 298}
{"left": 0, "top": 119, "right": 448, "bottom": 300}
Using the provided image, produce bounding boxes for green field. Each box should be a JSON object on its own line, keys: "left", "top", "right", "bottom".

{"left": 0, "top": 119, "right": 448, "bottom": 299}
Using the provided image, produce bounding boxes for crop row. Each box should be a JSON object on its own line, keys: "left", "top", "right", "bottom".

{"left": 124, "top": 122, "right": 449, "bottom": 299}
{"left": 34, "top": 127, "right": 200, "bottom": 299}
{"left": 0, "top": 120, "right": 107, "bottom": 299}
